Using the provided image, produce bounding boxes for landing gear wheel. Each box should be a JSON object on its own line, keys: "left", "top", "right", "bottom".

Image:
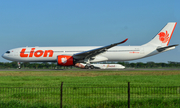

{"left": 90, "top": 65, "right": 94, "bottom": 69}
{"left": 85, "top": 65, "right": 89, "bottom": 69}
{"left": 85, "top": 65, "right": 94, "bottom": 69}
{"left": 17, "top": 62, "right": 21, "bottom": 69}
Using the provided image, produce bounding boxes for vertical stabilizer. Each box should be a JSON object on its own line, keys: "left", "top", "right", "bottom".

{"left": 143, "top": 22, "right": 177, "bottom": 47}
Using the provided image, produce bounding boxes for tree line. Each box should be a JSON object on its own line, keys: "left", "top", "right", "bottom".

{"left": 0, "top": 62, "right": 57, "bottom": 69}
{"left": 118, "top": 61, "right": 180, "bottom": 68}
{"left": 0, "top": 61, "right": 180, "bottom": 69}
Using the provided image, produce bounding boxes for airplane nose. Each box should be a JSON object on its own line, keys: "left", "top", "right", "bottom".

{"left": 2, "top": 53, "right": 8, "bottom": 59}
{"left": 2, "top": 53, "right": 5, "bottom": 59}
{"left": 2, "top": 53, "right": 12, "bottom": 61}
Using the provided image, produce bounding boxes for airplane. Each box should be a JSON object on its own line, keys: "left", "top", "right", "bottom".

{"left": 2, "top": 22, "right": 178, "bottom": 69}
{"left": 75, "top": 63, "right": 125, "bottom": 69}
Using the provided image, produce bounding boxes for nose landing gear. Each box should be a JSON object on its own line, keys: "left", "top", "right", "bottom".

{"left": 17, "top": 62, "right": 21, "bottom": 69}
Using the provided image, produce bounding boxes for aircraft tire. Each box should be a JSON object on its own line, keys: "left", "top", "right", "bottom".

{"left": 85, "top": 65, "right": 89, "bottom": 69}
{"left": 90, "top": 65, "right": 94, "bottom": 69}
{"left": 85, "top": 65, "right": 93, "bottom": 69}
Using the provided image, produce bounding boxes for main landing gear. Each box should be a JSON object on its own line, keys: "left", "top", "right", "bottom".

{"left": 84, "top": 58, "right": 94, "bottom": 69}
{"left": 85, "top": 65, "right": 94, "bottom": 69}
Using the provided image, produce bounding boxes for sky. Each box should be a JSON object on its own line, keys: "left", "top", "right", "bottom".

{"left": 0, "top": 0, "right": 180, "bottom": 63}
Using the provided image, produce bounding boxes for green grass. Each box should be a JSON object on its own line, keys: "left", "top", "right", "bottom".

{"left": 0, "top": 70, "right": 180, "bottom": 107}
{"left": 0, "top": 70, "right": 180, "bottom": 86}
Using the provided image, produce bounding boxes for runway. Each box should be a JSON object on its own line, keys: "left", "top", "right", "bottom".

{"left": 0, "top": 68, "right": 180, "bottom": 71}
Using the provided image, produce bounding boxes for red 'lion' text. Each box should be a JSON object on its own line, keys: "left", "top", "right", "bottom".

{"left": 20, "top": 48, "right": 53, "bottom": 57}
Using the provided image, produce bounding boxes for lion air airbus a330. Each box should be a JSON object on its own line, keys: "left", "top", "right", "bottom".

{"left": 2, "top": 22, "right": 178, "bottom": 69}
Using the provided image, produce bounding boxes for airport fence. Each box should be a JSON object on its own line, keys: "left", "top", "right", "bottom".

{"left": 0, "top": 82, "right": 180, "bottom": 108}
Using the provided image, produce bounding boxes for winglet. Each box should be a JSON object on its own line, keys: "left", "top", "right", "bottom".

{"left": 121, "top": 38, "right": 128, "bottom": 44}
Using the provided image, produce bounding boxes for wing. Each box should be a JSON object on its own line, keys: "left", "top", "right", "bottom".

{"left": 73, "top": 38, "right": 128, "bottom": 60}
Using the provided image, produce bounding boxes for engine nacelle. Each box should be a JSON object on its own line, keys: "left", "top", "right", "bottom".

{"left": 57, "top": 55, "right": 75, "bottom": 66}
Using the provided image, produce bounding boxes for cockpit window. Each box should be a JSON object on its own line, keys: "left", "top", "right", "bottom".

{"left": 6, "top": 51, "right": 10, "bottom": 54}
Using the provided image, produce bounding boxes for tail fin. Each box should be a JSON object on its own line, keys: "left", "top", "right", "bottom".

{"left": 143, "top": 22, "right": 177, "bottom": 47}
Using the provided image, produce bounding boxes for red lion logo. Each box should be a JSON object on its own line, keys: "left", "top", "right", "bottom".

{"left": 158, "top": 31, "right": 169, "bottom": 43}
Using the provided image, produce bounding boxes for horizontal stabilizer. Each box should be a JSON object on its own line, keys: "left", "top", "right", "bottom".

{"left": 156, "top": 44, "right": 178, "bottom": 52}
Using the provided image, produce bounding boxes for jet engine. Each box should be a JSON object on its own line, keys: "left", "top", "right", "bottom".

{"left": 57, "top": 55, "right": 75, "bottom": 66}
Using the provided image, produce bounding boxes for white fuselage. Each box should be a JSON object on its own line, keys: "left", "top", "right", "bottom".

{"left": 2, "top": 46, "right": 161, "bottom": 62}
